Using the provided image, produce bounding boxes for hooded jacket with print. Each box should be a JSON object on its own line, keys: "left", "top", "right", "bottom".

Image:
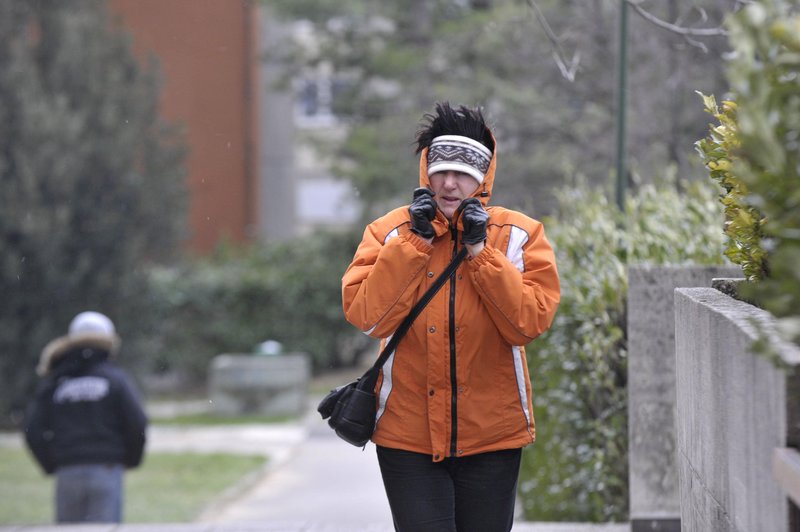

{"left": 342, "top": 142, "right": 560, "bottom": 462}
{"left": 24, "top": 334, "right": 148, "bottom": 475}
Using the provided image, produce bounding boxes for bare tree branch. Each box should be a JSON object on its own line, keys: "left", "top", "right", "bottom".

{"left": 525, "top": 0, "right": 580, "bottom": 82}
{"left": 683, "top": 34, "right": 710, "bottom": 53}
{"left": 626, "top": 0, "right": 727, "bottom": 36}
{"left": 524, "top": 0, "right": 728, "bottom": 79}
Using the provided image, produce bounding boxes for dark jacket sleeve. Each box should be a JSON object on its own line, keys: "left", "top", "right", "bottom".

{"left": 23, "top": 383, "right": 57, "bottom": 475}
{"left": 116, "top": 371, "right": 148, "bottom": 468}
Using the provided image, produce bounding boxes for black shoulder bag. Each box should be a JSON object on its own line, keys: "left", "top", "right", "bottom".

{"left": 318, "top": 247, "right": 469, "bottom": 447}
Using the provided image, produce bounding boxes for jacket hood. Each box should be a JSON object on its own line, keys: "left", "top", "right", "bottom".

{"left": 37, "top": 332, "right": 121, "bottom": 376}
{"left": 418, "top": 133, "right": 497, "bottom": 232}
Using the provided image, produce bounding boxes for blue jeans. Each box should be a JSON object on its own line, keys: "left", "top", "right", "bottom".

{"left": 376, "top": 446, "right": 522, "bottom": 532}
{"left": 55, "top": 463, "right": 124, "bottom": 523}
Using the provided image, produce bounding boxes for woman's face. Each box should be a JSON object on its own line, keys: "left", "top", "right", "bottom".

{"left": 429, "top": 170, "right": 480, "bottom": 220}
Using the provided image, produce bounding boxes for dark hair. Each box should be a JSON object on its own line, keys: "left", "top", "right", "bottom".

{"left": 414, "top": 101, "right": 494, "bottom": 154}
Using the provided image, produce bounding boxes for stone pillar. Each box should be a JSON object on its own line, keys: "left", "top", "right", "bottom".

{"left": 627, "top": 265, "right": 739, "bottom": 532}
{"left": 258, "top": 8, "right": 297, "bottom": 242}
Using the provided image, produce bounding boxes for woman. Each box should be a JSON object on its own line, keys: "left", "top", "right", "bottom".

{"left": 342, "top": 102, "right": 560, "bottom": 531}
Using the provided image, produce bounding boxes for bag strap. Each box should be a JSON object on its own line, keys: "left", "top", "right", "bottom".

{"left": 370, "top": 246, "right": 469, "bottom": 371}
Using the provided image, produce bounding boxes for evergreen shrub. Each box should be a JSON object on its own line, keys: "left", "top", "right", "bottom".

{"left": 0, "top": 0, "right": 186, "bottom": 425}
{"left": 519, "top": 180, "right": 725, "bottom": 521}
{"left": 145, "top": 230, "right": 368, "bottom": 386}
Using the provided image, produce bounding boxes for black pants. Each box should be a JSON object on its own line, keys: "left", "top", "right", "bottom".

{"left": 376, "top": 446, "right": 522, "bottom": 532}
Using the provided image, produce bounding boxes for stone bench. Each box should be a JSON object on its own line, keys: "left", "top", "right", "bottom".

{"left": 208, "top": 353, "right": 310, "bottom": 417}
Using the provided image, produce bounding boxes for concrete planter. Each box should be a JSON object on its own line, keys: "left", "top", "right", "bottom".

{"left": 208, "top": 353, "right": 310, "bottom": 417}
{"left": 674, "top": 288, "right": 800, "bottom": 531}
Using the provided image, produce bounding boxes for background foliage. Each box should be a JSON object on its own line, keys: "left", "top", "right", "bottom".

{"left": 143, "top": 230, "right": 368, "bottom": 385}
{"left": 268, "top": 0, "right": 735, "bottom": 223}
{"left": 725, "top": 0, "right": 800, "bottom": 344}
{"left": 0, "top": 0, "right": 186, "bottom": 425}
{"left": 520, "top": 179, "right": 725, "bottom": 521}
{"left": 696, "top": 0, "right": 800, "bottom": 345}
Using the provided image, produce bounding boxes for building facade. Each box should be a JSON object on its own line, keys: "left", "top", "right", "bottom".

{"left": 109, "top": 0, "right": 261, "bottom": 254}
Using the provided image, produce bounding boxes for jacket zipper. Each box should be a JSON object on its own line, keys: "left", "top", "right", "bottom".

{"left": 449, "top": 225, "right": 458, "bottom": 457}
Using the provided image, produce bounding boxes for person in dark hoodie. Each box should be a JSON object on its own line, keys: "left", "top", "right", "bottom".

{"left": 24, "top": 311, "right": 148, "bottom": 523}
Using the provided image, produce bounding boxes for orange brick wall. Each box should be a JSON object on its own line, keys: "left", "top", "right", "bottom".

{"left": 108, "top": 0, "right": 260, "bottom": 254}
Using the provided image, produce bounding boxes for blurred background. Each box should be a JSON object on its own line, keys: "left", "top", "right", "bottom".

{"left": 4, "top": 0, "right": 792, "bottom": 524}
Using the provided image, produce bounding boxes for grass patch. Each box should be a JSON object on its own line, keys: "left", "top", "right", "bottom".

{"left": 0, "top": 447, "right": 265, "bottom": 524}
{"left": 126, "top": 452, "right": 266, "bottom": 522}
{"left": 0, "top": 448, "right": 51, "bottom": 524}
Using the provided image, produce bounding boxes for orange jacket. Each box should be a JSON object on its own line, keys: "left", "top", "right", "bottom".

{"left": 342, "top": 145, "right": 560, "bottom": 462}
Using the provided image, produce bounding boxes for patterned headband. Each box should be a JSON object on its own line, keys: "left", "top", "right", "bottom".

{"left": 427, "top": 135, "right": 492, "bottom": 185}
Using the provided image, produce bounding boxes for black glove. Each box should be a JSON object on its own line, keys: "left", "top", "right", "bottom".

{"left": 409, "top": 187, "right": 436, "bottom": 239}
{"left": 460, "top": 198, "right": 489, "bottom": 245}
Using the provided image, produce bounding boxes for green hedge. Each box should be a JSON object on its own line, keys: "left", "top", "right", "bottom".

{"left": 519, "top": 180, "right": 725, "bottom": 521}
{"left": 144, "top": 230, "right": 368, "bottom": 386}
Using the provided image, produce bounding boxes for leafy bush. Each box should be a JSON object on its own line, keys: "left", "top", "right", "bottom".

{"left": 519, "top": 180, "right": 725, "bottom": 522}
{"left": 696, "top": 94, "right": 767, "bottom": 280}
{"left": 145, "top": 230, "right": 369, "bottom": 387}
{"left": 725, "top": 1, "right": 800, "bottom": 343}
{"left": 696, "top": 0, "right": 800, "bottom": 345}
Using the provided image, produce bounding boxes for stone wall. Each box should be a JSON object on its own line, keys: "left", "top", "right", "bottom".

{"left": 627, "top": 265, "right": 739, "bottom": 532}
{"left": 674, "top": 288, "right": 800, "bottom": 532}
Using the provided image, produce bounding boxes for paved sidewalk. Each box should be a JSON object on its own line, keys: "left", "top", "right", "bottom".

{"left": 198, "top": 417, "right": 393, "bottom": 526}
{"left": 188, "top": 412, "right": 629, "bottom": 531}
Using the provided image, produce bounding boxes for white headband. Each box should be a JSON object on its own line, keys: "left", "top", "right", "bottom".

{"left": 427, "top": 135, "right": 492, "bottom": 184}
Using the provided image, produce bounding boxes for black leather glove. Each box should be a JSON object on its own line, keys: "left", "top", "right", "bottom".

{"left": 460, "top": 198, "right": 489, "bottom": 245}
{"left": 409, "top": 187, "right": 436, "bottom": 239}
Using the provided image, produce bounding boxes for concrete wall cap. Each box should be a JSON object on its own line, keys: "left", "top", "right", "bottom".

{"left": 675, "top": 287, "right": 800, "bottom": 366}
